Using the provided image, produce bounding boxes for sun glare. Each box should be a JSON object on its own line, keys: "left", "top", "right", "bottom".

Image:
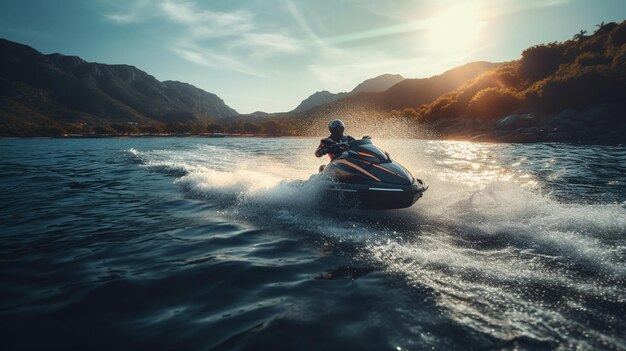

{"left": 424, "top": 3, "right": 485, "bottom": 53}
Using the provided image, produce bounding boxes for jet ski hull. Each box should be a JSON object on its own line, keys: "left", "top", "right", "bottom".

{"left": 315, "top": 138, "right": 428, "bottom": 210}
{"left": 326, "top": 181, "right": 427, "bottom": 209}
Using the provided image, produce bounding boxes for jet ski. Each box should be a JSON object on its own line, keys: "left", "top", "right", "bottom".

{"left": 314, "top": 137, "right": 428, "bottom": 209}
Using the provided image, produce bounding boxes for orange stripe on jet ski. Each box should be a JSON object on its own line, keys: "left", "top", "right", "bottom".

{"left": 372, "top": 163, "right": 403, "bottom": 178}
{"left": 357, "top": 151, "right": 376, "bottom": 158}
{"left": 334, "top": 159, "right": 381, "bottom": 182}
{"left": 353, "top": 159, "right": 403, "bottom": 178}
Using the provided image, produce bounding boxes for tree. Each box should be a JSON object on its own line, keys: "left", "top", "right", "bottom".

{"left": 608, "top": 21, "right": 626, "bottom": 47}
{"left": 139, "top": 124, "right": 164, "bottom": 135}
{"left": 575, "top": 52, "right": 610, "bottom": 67}
{"left": 573, "top": 30, "right": 587, "bottom": 42}
{"left": 519, "top": 43, "right": 564, "bottom": 81}
{"left": 261, "top": 120, "right": 282, "bottom": 135}
{"left": 592, "top": 21, "right": 613, "bottom": 35}
{"left": 226, "top": 120, "right": 244, "bottom": 134}
{"left": 41, "top": 124, "right": 67, "bottom": 136}
{"left": 165, "top": 122, "right": 191, "bottom": 134}
{"left": 94, "top": 125, "right": 116, "bottom": 136}
{"left": 467, "top": 87, "right": 523, "bottom": 119}
{"left": 242, "top": 122, "right": 261, "bottom": 134}
{"left": 189, "top": 124, "right": 206, "bottom": 134}
{"left": 110, "top": 123, "right": 139, "bottom": 135}
{"left": 206, "top": 123, "right": 225, "bottom": 134}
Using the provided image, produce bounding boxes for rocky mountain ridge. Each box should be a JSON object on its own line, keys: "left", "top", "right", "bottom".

{"left": 0, "top": 38, "right": 238, "bottom": 128}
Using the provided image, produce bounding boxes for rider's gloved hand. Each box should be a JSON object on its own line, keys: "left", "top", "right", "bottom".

{"left": 328, "top": 143, "right": 347, "bottom": 154}
{"left": 327, "top": 144, "right": 340, "bottom": 153}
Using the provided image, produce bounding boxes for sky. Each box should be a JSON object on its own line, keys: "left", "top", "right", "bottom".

{"left": 0, "top": 0, "right": 624, "bottom": 113}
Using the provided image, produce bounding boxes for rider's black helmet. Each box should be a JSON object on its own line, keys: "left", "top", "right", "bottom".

{"left": 328, "top": 119, "right": 345, "bottom": 135}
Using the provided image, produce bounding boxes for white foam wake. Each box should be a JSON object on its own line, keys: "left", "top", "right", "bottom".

{"left": 128, "top": 140, "right": 626, "bottom": 347}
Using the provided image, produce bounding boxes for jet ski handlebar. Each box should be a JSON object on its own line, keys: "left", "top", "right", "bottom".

{"left": 329, "top": 137, "right": 375, "bottom": 153}
{"left": 347, "top": 138, "right": 374, "bottom": 147}
{"left": 327, "top": 142, "right": 350, "bottom": 153}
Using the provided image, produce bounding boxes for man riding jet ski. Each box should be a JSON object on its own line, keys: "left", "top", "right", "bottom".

{"left": 315, "top": 119, "right": 355, "bottom": 160}
{"left": 313, "top": 119, "right": 427, "bottom": 209}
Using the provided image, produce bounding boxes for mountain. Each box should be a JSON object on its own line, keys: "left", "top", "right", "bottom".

{"left": 344, "top": 61, "right": 500, "bottom": 110}
{"left": 410, "top": 20, "right": 626, "bottom": 144}
{"left": 293, "top": 73, "right": 405, "bottom": 112}
{"left": 237, "top": 111, "right": 272, "bottom": 119}
{"left": 349, "top": 73, "right": 404, "bottom": 94}
{"left": 293, "top": 90, "right": 348, "bottom": 112}
{"left": 283, "top": 61, "right": 498, "bottom": 136}
{"left": 0, "top": 38, "right": 238, "bottom": 129}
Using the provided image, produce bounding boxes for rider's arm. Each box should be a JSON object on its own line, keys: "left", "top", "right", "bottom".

{"left": 315, "top": 138, "right": 334, "bottom": 157}
{"left": 315, "top": 141, "right": 327, "bottom": 157}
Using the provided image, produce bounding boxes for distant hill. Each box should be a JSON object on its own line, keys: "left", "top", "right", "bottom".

{"left": 311, "top": 61, "right": 498, "bottom": 114}
{"left": 4, "top": 19, "right": 624, "bottom": 143}
{"left": 286, "top": 21, "right": 626, "bottom": 144}
{"left": 349, "top": 73, "right": 405, "bottom": 94}
{"left": 358, "top": 61, "right": 499, "bottom": 110}
{"left": 0, "top": 38, "right": 238, "bottom": 130}
{"left": 284, "top": 61, "right": 498, "bottom": 136}
{"left": 293, "top": 73, "right": 405, "bottom": 112}
{"left": 293, "top": 90, "right": 348, "bottom": 112}
{"left": 409, "top": 20, "right": 626, "bottom": 144}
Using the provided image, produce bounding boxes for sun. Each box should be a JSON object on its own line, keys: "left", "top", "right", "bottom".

{"left": 424, "top": 3, "right": 486, "bottom": 53}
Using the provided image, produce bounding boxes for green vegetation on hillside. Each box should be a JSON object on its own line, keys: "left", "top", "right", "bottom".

{"left": 0, "top": 119, "right": 300, "bottom": 137}
{"left": 2, "top": 20, "right": 624, "bottom": 143}
{"left": 398, "top": 20, "right": 626, "bottom": 130}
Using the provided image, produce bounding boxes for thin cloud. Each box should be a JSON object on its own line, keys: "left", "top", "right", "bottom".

{"left": 105, "top": 13, "right": 138, "bottom": 24}
{"left": 161, "top": 0, "right": 254, "bottom": 37}
{"left": 160, "top": 1, "right": 199, "bottom": 23}
{"left": 171, "top": 47, "right": 208, "bottom": 66}
{"left": 102, "top": 0, "right": 156, "bottom": 24}
{"left": 324, "top": 21, "right": 427, "bottom": 46}
{"left": 348, "top": 0, "right": 571, "bottom": 21}
{"left": 282, "top": 0, "right": 326, "bottom": 48}
{"left": 102, "top": 0, "right": 303, "bottom": 76}
{"left": 243, "top": 33, "right": 302, "bottom": 52}
{"left": 171, "top": 44, "right": 268, "bottom": 78}
{"left": 484, "top": 0, "right": 571, "bottom": 18}
{"left": 228, "top": 33, "right": 304, "bottom": 59}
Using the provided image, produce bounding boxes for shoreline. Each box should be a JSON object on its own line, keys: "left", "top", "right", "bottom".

{"left": 0, "top": 133, "right": 305, "bottom": 139}
{"left": 1, "top": 134, "right": 622, "bottom": 146}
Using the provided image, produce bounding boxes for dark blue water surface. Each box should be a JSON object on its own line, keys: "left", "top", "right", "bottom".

{"left": 1, "top": 138, "right": 625, "bottom": 350}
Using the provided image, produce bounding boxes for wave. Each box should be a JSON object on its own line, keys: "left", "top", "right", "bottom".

{"left": 364, "top": 168, "right": 625, "bottom": 347}
{"left": 128, "top": 141, "right": 626, "bottom": 348}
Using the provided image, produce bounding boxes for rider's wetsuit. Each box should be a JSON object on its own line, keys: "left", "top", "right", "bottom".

{"left": 315, "top": 134, "right": 355, "bottom": 160}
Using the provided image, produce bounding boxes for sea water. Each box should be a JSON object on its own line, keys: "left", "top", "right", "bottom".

{"left": 1, "top": 138, "right": 624, "bottom": 350}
